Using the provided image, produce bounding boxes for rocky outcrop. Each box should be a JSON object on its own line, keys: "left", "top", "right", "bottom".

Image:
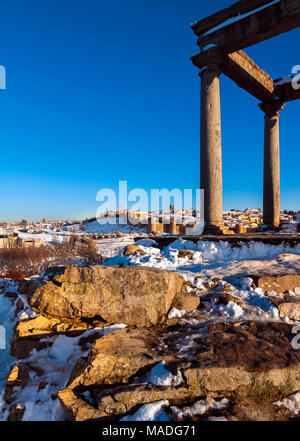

{"left": 58, "top": 321, "right": 300, "bottom": 421}
{"left": 278, "top": 301, "right": 300, "bottom": 321}
{"left": 172, "top": 292, "right": 200, "bottom": 311}
{"left": 253, "top": 275, "right": 300, "bottom": 294}
{"left": 30, "top": 265, "right": 185, "bottom": 327}
{"left": 18, "top": 279, "right": 43, "bottom": 299}
{"left": 58, "top": 389, "right": 104, "bottom": 421}
{"left": 123, "top": 245, "right": 146, "bottom": 256}
{"left": 4, "top": 363, "right": 31, "bottom": 404}
{"left": 6, "top": 263, "right": 300, "bottom": 422}
{"left": 177, "top": 250, "right": 194, "bottom": 260}
{"left": 216, "top": 292, "right": 244, "bottom": 307}
{"left": 10, "top": 314, "right": 94, "bottom": 359}
{"left": 66, "top": 328, "right": 165, "bottom": 389}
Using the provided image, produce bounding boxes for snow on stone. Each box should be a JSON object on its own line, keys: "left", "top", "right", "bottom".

{"left": 274, "top": 391, "right": 300, "bottom": 416}
{"left": 106, "top": 239, "right": 300, "bottom": 280}
{"left": 143, "top": 361, "right": 183, "bottom": 387}
{"left": 201, "top": 43, "right": 218, "bottom": 52}
{"left": 172, "top": 328, "right": 208, "bottom": 361}
{"left": 274, "top": 75, "right": 294, "bottom": 86}
{"left": 171, "top": 398, "right": 229, "bottom": 419}
{"left": 213, "top": 301, "right": 244, "bottom": 319}
{"left": 168, "top": 308, "right": 183, "bottom": 319}
{"left": 134, "top": 238, "right": 158, "bottom": 247}
{"left": 97, "top": 237, "right": 135, "bottom": 258}
{"left": 203, "top": 0, "right": 280, "bottom": 36}
{"left": 17, "top": 292, "right": 38, "bottom": 321}
{"left": 121, "top": 400, "right": 171, "bottom": 421}
{"left": 104, "top": 239, "right": 300, "bottom": 322}
{"left": 0, "top": 320, "right": 126, "bottom": 421}
{"left": 245, "top": 288, "right": 279, "bottom": 318}
{"left": 279, "top": 220, "right": 298, "bottom": 234}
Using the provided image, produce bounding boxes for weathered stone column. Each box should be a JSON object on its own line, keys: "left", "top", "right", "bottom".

{"left": 170, "top": 220, "right": 177, "bottom": 235}
{"left": 259, "top": 100, "right": 285, "bottom": 228}
{"left": 200, "top": 65, "right": 223, "bottom": 233}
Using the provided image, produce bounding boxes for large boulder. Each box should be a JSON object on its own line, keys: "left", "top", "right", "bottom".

{"left": 30, "top": 265, "right": 185, "bottom": 327}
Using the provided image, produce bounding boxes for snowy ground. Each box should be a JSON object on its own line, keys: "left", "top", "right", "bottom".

{"left": 104, "top": 238, "right": 300, "bottom": 322}
{"left": 6, "top": 323, "right": 126, "bottom": 421}
{"left": 0, "top": 281, "right": 18, "bottom": 402}
{"left": 0, "top": 286, "right": 126, "bottom": 421}
{"left": 18, "top": 219, "right": 145, "bottom": 257}
{"left": 18, "top": 230, "right": 72, "bottom": 244}
{"left": 1, "top": 239, "right": 300, "bottom": 420}
{"left": 96, "top": 237, "right": 134, "bottom": 258}
{"left": 18, "top": 231, "right": 136, "bottom": 258}
{"left": 107, "top": 237, "right": 300, "bottom": 279}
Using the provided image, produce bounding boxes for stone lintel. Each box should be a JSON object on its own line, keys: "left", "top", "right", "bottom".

{"left": 275, "top": 81, "right": 300, "bottom": 103}
{"left": 191, "top": 48, "right": 275, "bottom": 102}
{"left": 197, "top": 0, "right": 300, "bottom": 54}
{"left": 191, "top": 0, "right": 274, "bottom": 36}
{"left": 222, "top": 50, "right": 275, "bottom": 101}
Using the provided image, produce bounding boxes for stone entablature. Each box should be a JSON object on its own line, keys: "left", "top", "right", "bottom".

{"left": 190, "top": 0, "right": 300, "bottom": 232}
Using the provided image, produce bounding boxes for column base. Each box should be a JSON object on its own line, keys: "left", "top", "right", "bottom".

{"left": 203, "top": 224, "right": 235, "bottom": 235}
{"left": 260, "top": 224, "right": 280, "bottom": 232}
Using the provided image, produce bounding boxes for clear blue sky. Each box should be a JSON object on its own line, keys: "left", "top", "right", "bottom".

{"left": 0, "top": 0, "right": 299, "bottom": 221}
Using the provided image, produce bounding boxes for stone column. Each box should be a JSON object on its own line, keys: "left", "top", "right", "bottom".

{"left": 259, "top": 100, "right": 285, "bottom": 228}
{"left": 170, "top": 220, "right": 177, "bottom": 235}
{"left": 200, "top": 65, "right": 223, "bottom": 233}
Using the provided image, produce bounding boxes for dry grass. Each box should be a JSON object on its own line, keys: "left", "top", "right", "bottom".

{"left": 0, "top": 235, "right": 102, "bottom": 280}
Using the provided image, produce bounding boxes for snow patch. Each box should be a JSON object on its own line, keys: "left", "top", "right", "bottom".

{"left": 134, "top": 238, "right": 158, "bottom": 247}
{"left": 274, "top": 391, "right": 300, "bottom": 416}
{"left": 121, "top": 400, "right": 171, "bottom": 421}
{"left": 171, "top": 398, "right": 229, "bottom": 419}
{"left": 136, "top": 361, "right": 183, "bottom": 387}
{"left": 214, "top": 301, "right": 244, "bottom": 318}
{"left": 168, "top": 308, "right": 182, "bottom": 319}
{"left": 0, "top": 323, "right": 126, "bottom": 421}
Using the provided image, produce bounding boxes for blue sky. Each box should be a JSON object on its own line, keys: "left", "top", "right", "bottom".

{"left": 0, "top": 0, "right": 299, "bottom": 221}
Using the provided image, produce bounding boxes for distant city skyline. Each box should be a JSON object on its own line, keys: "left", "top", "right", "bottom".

{"left": 0, "top": 0, "right": 299, "bottom": 221}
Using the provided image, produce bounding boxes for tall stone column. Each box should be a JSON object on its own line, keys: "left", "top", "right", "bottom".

{"left": 200, "top": 65, "right": 223, "bottom": 233}
{"left": 259, "top": 100, "right": 285, "bottom": 228}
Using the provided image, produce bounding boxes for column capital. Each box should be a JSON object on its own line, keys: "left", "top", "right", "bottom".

{"left": 259, "top": 99, "right": 285, "bottom": 118}
{"left": 190, "top": 46, "right": 224, "bottom": 73}
{"left": 199, "top": 64, "right": 221, "bottom": 78}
